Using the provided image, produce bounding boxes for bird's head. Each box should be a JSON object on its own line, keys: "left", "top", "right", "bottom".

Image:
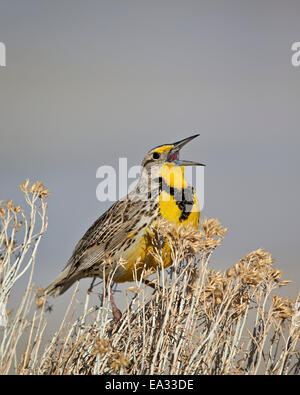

{"left": 141, "top": 134, "right": 205, "bottom": 171}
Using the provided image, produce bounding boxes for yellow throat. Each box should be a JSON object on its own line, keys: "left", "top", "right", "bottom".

{"left": 158, "top": 163, "right": 200, "bottom": 228}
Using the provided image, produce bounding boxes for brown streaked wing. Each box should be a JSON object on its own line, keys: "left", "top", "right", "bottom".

{"left": 66, "top": 197, "right": 149, "bottom": 272}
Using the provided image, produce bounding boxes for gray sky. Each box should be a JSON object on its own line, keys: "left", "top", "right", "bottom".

{"left": 1, "top": 1, "right": 299, "bottom": 316}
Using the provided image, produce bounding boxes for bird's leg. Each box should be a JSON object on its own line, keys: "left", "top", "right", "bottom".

{"left": 109, "top": 283, "right": 122, "bottom": 322}
{"left": 87, "top": 277, "right": 97, "bottom": 293}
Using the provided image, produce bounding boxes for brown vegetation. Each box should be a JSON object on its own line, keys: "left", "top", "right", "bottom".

{"left": 0, "top": 182, "right": 299, "bottom": 374}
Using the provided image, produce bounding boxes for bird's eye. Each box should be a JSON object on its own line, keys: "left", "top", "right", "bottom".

{"left": 152, "top": 152, "right": 160, "bottom": 159}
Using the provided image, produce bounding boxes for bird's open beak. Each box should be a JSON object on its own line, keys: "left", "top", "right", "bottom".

{"left": 167, "top": 134, "right": 205, "bottom": 166}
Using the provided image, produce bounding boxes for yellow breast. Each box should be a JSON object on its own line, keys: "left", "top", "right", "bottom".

{"left": 115, "top": 163, "right": 200, "bottom": 282}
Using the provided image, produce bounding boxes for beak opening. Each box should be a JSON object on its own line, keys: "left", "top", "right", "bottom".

{"left": 167, "top": 134, "right": 205, "bottom": 166}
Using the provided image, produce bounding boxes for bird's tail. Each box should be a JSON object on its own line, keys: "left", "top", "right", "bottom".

{"left": 44, "top": 267, "right": 78, "bottom": 297}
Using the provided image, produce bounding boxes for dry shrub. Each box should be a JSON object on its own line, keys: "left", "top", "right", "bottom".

{"left": 0, "top": 183, "right": 299, "bottom": 375}
{"left": 0, "top": 180, "right": 49, "bottom": 373}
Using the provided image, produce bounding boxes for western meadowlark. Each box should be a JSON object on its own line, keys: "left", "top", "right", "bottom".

{"left": 44, "top": 134, "right": 204, "bottom": 320}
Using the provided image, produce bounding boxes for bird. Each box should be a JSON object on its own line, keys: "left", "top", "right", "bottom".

{"left": 44, "top": 134, "right": 205, "bottom": 320}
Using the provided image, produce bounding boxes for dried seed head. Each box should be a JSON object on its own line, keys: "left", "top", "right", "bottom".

{"left": 36, "top": 296, "right": 46, "bottom": 309}
{"left": 272, "top": 295, "right": 294, "bottom": 320}
{"left": 93, "top": 338, "right": 110, "bottom": 355}
{"left": 35, "top": 287, "right": 46, "bottom": 308}
{"left": 30, "top": 181, "right": 50, "bottom": 200}
{"left": 5, "top": 200, "right": 14, "bottom": 210}
{"left": 226, "top": 268, "right": 234, "bottom": 278}
{"left": 0, "top": 207, "right": 5, "bottom": 218}
{"left": 154, "top": 217, "right": 228, "bottom": 257}
{"left": 35, "top": 287, "right": 44, "bottom": 298}
{"left": 19, "top": 179, "right": 30, "bottom": 192}
{"left": 12, "top": 205, "right": 21, "bottom": 214}
{"left": 110, "top": 352, "right": 130, "bottom": 371}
